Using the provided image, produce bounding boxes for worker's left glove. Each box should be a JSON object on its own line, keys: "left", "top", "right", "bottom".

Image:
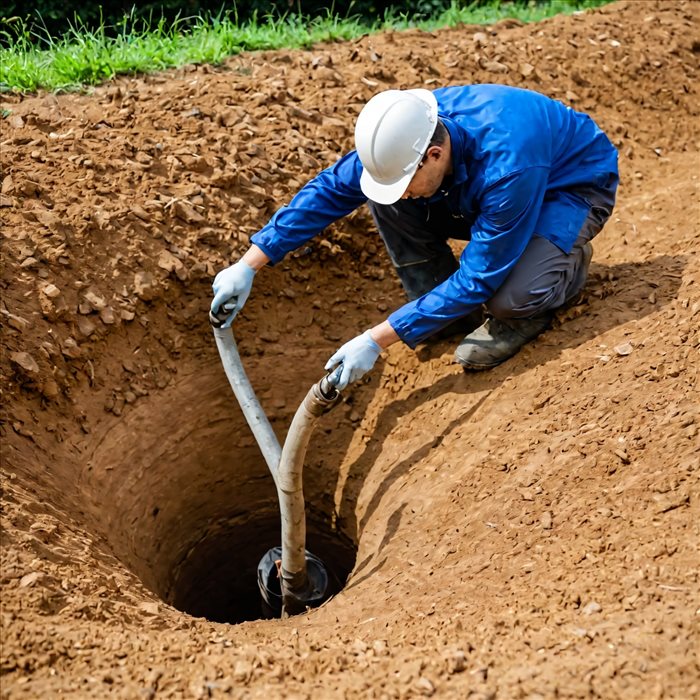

{"left": 325, "top": 330, "right": 382, "bottom": 390}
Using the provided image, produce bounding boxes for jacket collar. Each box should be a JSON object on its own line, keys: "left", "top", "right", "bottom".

{"left": 441, "top": 115, "right": 470, "bottom": 187}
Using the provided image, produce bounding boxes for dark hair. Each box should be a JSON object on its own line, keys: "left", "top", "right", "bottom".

{"left": 429, "top": 119, "right": 448, "bottom": 148}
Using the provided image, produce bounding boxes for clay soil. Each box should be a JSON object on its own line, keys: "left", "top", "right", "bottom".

{"left": 1, "top": 1, "right": 699, "bottom": 698}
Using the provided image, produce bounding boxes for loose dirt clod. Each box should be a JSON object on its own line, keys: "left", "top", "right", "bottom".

{"left": 1, "top": 1, "right": 699, "bottom": 698}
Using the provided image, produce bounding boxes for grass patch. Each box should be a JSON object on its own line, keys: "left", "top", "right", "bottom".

{"left": 0, "top": 1, "right": 612, "bottom": 93}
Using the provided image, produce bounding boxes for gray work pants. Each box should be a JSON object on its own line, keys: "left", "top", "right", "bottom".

{"left": 367, "top": 185, "right": 616, "bottom": 319}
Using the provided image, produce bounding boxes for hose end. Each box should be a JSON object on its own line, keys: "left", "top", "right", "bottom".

{"left": 304, "top": 374, "right": 341, "bottom": 416}
{"left": 257, "top": 547, "right": 333, "bottom": 619}
{"left": 319, "top": 374, "right": 340, "bottom": 401}
{"left": 209, "top": 309, "right": 228, "bottom": 328}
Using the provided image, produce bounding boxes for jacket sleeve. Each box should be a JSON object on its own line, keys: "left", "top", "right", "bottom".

{"left": 250, "top": 151, "right": 367, "bottom": 264}
{"left": 388, "top": 166, "right": 550, "bottom": 348}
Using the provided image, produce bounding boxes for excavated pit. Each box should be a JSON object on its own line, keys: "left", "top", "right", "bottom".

{"left": 82, "top": 365, "right": 358, "bottom": 624}
{"left": 169, "top": 512, "right": 356, "bottom": 624}
{"left": 3, "top": 3, "right": 700, "bottom": 695}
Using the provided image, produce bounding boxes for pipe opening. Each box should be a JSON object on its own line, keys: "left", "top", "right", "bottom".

{"left": 168, "top": 512, "right": 356, "bottom": 624}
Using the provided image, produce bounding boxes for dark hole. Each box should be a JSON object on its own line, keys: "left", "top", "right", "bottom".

{"left": 168, "top": 512, "right": 356, "bottom": 624}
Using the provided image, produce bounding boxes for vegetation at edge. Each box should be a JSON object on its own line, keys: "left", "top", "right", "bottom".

{"left": 1, "top": 0, "right": 612, "bottom": 93}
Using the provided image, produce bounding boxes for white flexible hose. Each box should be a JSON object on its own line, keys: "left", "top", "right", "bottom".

{"left": 212, "top": 326, "right": 281, "bottom": 483}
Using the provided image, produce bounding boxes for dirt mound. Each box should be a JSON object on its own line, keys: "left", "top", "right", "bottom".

{"left": 1, "top": 1, "right": 699, "bottom": 697}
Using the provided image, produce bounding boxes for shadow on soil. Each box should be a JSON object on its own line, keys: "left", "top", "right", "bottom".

{"left": 335, "top": 255, "right": 686, "bottom": 561}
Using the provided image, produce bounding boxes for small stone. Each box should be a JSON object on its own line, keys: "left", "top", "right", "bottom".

{"left": 62, "top": 337, "right": 83, "bottom": 359}
{"left": 20, "top": 257, "right": 39, "bottom": 268}
{"left": 483, "top": 59, "right": 509, "bottom": 74}
{"left": 112, "top": 396, "right": 125, "bottom": 416}
{"left": 134, "top": 271, "right": 156, "bottom": 301}
{"left": 77, "top": 316, "right": 97, "bottom": 337}
{"left": 232, "top": 660, "right": 252, "bottom": 682}
{"left": 40, "top": 283, "right": 61, "bottom": 298}
{"left": 83, "top": 290, "right": 106, "bottom": 311}
{"left": 10, "top": 351, "right": 40, "bottom": 375}
{"left": 372, "top": 640, "right": 388, "bottom": 657}
{"left": 100, "top": 306, "right": 117, "bottom": 324}
{"left": 157, "top": 250, "right": 184, "bottom": 274}
{"left": 582, "top": 601, "right": 602, "bottom": 615}
{"left": 33, "top": 209, "right": 59, "bottom": 229}
{"left": 541, "top": 511, "right": 553, "bottom": 530}
{"left": 121, "top": 309, "right": 135, "bottom": 322}
{"left": 19, "top": 572, "right": 42, "bottom": 587}
{"left": 351, "top": 638, "right": 367, "bottom": 654}
{"left": 172, "top": 199, "right": 205, "bottom": 224}
{"left": 613, "top": 448, "right": 630, "bottom": 464}
{"left": 5, "top": 312, "right": 29, "bottom": 330}
{"left": 614, "top": 342, "right": 633, "bottom": 356}
{"left": 446, "top": 650, "right": 467, "bottom": 674}
{"left": 138, "top": 602, "right": 159, "bottom": 615}
{"left": 39, "top": 291, "right": 68, "bottom": 321}
{"left": 415, "top": 677, "right": 435, "bottom": 696}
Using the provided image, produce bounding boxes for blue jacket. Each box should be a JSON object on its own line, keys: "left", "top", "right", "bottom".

{"left": 251, "top": 85, "right": 619, "bottom": 347}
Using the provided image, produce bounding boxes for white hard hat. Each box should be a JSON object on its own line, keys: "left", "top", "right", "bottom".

{"left": 355, "top": 88, "right": 438, "bottom": 205}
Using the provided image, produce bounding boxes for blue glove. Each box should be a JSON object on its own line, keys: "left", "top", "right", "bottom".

{"left": 211, "top": 260, "right": 256, "bottom": 328}
{"left": 325, "top": 330, "right": 382, "bottom": 390}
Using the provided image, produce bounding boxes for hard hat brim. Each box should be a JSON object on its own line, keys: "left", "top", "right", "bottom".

{"left": 360, "top": 168, "right": 416, "bottom": 205}
{"left": 358, "top": 88, "right": 438, "bottom": 205}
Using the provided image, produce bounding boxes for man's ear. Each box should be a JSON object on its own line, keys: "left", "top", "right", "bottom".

{"left": 427, "top": 145, "right": 443, "bottom": 162}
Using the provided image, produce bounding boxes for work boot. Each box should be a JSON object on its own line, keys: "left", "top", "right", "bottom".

{"left": 454, "top": 313, "right": 553, "bottom": 370}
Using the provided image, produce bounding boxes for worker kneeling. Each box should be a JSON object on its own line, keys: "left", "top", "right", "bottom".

{"left": 211, "top": 85, "right": 619, "bottom": 389}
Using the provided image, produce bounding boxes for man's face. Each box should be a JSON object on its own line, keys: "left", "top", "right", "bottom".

{"left": 401, "top": 145, "right": 451, "bottom": 200}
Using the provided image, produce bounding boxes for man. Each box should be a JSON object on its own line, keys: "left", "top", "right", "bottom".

{"left": 211, "top": 85, "right": 618, "bottom": 390}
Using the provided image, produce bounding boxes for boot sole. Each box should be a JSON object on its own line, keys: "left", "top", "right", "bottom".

{"left": 455, "top": 356, "right": 508, "bottom": 371}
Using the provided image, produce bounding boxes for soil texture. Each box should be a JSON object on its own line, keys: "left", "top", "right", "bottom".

{"left": 1, "top": 1, "right": 699, "bottom": 698}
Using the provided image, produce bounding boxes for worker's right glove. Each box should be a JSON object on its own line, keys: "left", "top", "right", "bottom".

{"left": 325, "top": 330, "right": 382, "bottom": 391}
{"left": 211, "top": 260, "right": 256, "bottom": 328}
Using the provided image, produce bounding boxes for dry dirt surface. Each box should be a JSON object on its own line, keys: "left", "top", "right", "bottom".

{"left": 1, "top": 1, "right": 699, "bottom": 698}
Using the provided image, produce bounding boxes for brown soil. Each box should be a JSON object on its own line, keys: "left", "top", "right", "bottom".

{"left": 1, "top": 1, "right": 699, "bottom": 697}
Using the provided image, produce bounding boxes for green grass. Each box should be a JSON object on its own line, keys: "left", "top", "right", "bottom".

{"left": 0, "top": 1, "right": 612, "bottom": 93}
